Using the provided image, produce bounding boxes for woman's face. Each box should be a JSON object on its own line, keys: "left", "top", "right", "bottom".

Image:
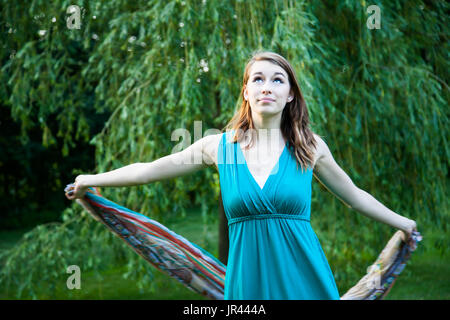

{"left": 244, "top": 60, "right": 293, "bottom": 117}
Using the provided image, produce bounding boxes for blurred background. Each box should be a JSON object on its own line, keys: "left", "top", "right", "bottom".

{"left": 0, "top": 0, "right": 448, "bottom": 299}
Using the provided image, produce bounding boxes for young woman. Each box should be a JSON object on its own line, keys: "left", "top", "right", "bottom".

{"left": 66, "top": 51, "right": 417, "bottom": 300}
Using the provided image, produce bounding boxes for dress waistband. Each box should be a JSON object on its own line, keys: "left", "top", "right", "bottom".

{"left": 228, "top": 214, "right": 310, "bottom": 226}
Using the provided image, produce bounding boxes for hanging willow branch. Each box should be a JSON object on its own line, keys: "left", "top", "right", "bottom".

{"left": 0, "top": 0, "right": 446, "bottom": 298}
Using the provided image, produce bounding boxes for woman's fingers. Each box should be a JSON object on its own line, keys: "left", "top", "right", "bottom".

{"left": 404, "top": 219, "right": 417, "bottom": 241}
{"left": 65, "top": 184, "right": 74, "bottom": 200}
{"left": 65, "top": 190, "right": 75, "bottom": 200}
{"left": 64, "top": 183, "right": 85, "bottom": 200}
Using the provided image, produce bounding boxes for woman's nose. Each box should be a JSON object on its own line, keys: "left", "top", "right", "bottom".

{"left": 261, "top": 85, "right": 272, "bottom": 94}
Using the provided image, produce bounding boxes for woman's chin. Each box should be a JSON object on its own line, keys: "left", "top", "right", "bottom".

{"left": 252, "top": 106, "right": 283, "bottom": 116}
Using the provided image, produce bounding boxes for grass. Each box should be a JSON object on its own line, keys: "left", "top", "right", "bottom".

{"left": 384, "top": 248, "right": 450, "bottom": 300}
{"left": 0, "top": 208, "right": 448, "bottom": 300}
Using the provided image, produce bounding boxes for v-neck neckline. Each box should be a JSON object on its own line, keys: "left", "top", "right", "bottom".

{"left": 237, "top": 140, "right": 287, "bottom": 192}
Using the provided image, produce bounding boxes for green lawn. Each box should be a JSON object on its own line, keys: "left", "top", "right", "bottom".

{"left": 384, "top": 248, "right": 449, "bottom": 300}
{"left": 0, "top": 209, "right": 448, "bottom": 300}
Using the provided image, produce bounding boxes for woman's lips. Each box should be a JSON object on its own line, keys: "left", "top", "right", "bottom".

{"left": 259, "top": 98, "right": 275, "bottom": 102}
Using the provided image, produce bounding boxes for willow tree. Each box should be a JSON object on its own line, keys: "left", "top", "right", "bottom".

{"left": 1, "top": 0, "right": 447, "bottom": 298}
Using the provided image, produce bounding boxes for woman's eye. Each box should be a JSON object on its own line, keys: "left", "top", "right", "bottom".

{"left": 253, "top": 77, "right": 283, "bottom": 83}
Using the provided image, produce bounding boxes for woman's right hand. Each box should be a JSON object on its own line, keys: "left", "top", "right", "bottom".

{"left": 65, "top": 175, "right": 91, "bottom": 200}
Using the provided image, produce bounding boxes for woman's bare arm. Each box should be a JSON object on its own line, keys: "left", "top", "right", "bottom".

{"left": 134, "top": 135, "right": 213, "bottom": 184}
{"left": 66, "top": 135, "right": 216, "bottom": 200}
{"left": 312, "top": 135, "right": 417, "bottom": 237}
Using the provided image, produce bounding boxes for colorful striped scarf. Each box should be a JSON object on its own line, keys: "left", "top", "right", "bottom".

{"left": 64, "top": 184, "right": 422, "bottom": 300}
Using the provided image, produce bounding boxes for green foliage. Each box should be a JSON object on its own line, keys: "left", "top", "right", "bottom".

{"left": 0, "top": 205, "right": 130, "bottom": 299}
{"left": 0, "top": 104, "right": 104, "bottom": 229}
{"left": 0, "top": 0, "right": 448, "bottom": 298}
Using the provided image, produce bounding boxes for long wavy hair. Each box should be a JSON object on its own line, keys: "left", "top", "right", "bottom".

{"left": 223, "top": 51, "right": 319, "bottom": 172}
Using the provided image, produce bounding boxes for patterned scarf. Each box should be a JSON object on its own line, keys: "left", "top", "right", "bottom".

{"left": 64, "top": 184, "right": 422, "bottom": 300}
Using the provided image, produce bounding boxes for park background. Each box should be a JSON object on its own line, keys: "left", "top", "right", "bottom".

{"left": 0, "top": 0, "right": 448, "bottom": 299}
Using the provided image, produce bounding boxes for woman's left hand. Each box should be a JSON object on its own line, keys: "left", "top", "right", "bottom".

{"left": 401, "top": 219, "right": 417, "bottom": 245}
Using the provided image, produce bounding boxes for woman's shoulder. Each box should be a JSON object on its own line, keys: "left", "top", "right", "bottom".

{"left": 312, "top": 133, "right": 324, "bottom": 147}
{"left": 202, "top": 132, "right": 225, "bottom": 146}
{"left": 311, "top": 133, "right": 326, "bottom": 169}
{"left": 200, "top": 132, "right": 225, "bottom": 171}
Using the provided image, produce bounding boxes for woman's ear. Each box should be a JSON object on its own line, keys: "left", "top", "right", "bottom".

{"left": 243, "top": 86, "right": 248, "bottom": 101}
{"left": 287, "top": 91, "right": 294, "bottom": 102}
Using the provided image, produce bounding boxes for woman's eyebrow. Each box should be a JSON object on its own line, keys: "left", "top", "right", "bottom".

{"left": 252, "top": 71, "right": 286, "bottom": 78}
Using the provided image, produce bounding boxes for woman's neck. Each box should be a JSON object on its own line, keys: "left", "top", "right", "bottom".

{"left": 252, "top": 110, "right": 281, "bottom": 130}
{"left": 251, "top": 113, "right": 284, "bottom": 145}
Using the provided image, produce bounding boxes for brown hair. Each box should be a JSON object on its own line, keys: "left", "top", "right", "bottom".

{"left": 223, "top": 51, "right": 318, "bottom": 172}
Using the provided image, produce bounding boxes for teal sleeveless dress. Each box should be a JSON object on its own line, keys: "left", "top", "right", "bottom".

{"left": 218, "top": 131, "right": 340, "bottom": 300}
